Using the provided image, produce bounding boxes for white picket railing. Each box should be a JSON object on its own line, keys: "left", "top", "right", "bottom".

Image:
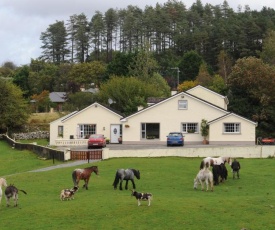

{"left": 55, "top": 139, "right": 88, "bottom": 146}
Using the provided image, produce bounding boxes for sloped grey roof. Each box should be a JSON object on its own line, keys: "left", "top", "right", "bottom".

{"left": 49, "top": 92, "right": 66, "bottom": 103}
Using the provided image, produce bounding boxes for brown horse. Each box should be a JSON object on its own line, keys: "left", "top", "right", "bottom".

{"left": 72, "top": 166, "right": 99, "bottom": 190}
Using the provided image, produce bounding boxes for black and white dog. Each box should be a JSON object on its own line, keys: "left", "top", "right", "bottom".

{"left": 5, "top": 184, "right": 27, "bottom": 207}
{"left": 60, "top": 186, "right": 78, "bottom": 201}
{"left": 131, "top": 190, "right": 153, "bottom": 206}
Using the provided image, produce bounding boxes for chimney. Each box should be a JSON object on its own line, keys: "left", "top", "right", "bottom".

{"left": 171, "top": 90, "right": 177, "bottom": 96}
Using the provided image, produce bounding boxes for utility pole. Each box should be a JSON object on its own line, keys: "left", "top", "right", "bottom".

{"left": 171, "top": 67, "right": 180, "bottom": 88}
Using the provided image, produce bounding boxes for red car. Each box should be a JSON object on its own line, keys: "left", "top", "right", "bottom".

{"left": 88, "top": 134, "right": 107, "bottom": 149}
{"left": 261, "top": 137, "right": 275, "bottom": 145}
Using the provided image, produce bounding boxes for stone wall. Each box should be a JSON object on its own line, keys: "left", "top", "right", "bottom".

{"left": 2, "top": 135, "right": 64, "bottom": 161}
{"left": 12, "top": 131, "right": 49, "bottom": 140}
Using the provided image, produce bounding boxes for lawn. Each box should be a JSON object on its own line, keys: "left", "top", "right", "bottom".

{"left": 17, "top": 138, "right": 49, "bottom": 146}
{"left": 0, "top": 140, "right": 275, "bottom": 230}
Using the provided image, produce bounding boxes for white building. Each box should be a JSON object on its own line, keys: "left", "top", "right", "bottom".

{"left": 49, "top": 85, "right": 257, "bottom": 146}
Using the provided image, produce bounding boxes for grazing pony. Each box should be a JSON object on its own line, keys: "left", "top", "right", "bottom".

{"left": 131, "top": 189, "right": 153, "bottom": 206}
{"left": 194, "top": 162, "right": 214, "bottom": 192}
{"left": 5, "top": 184, "right": 27, "bottom": 207}
{"left": 0, "top": 178, "right": 8, "bottom": 206}
{"left": 212, "top": 163, "right": 228, "bottom": 185}
{"left": 72, "top": 166, "right": 99, "bottom": 190}
{"left": 113, "top": 168, "right": 140, "bottom": 190}
{"left": 200, "top": 156, "right": 232, "bottom": 169}
{"left": 60, "top": 186, "right": 79, "bottom": 201}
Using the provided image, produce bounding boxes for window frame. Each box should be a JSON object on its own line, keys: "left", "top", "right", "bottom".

{"left": 78, "top": 124, "right": 96, "bottom": 138}
{"left": 181, "top": 122, "right": 199, "bottom": 134}
{"left": 178, "top": 100, "right": 188, "bottom": 110}
{"left": 223, "top": 123, "right": 241, "bottom": 134}
{"left": 58, "top": 126, "right": 63, "bottom": 137}
{"left": 140, "top": 123, "right": 160, "bottom": 139}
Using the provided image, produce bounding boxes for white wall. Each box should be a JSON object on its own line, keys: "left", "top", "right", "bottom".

{"left": 187, "top": 85, "right": 227, "bottom": 109}
{"left": 209, "top": 114, "right": 256, "bottom": 143}
{"left": 50, "top": 104, "right": 122, "bottom": 145}
{"left": 123, "top": 94, "right": 227, "bottom": 142}
{"left": 102, "top": 146, "right": 275, "bottom": 159}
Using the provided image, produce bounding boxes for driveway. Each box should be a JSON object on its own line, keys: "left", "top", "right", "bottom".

{"left": 66, "top": 142, "right": 246, "bottom": 151}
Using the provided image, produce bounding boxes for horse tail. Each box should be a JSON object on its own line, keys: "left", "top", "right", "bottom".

{"left": 72, "top": 170, "right": 77, "bottom": 186}
{"left": 19, "top": 190, "right": 27, "bottom": 195}
{"left": 200, "top": 160, "right": 204, "bottom": 169}
{"left": 112, "top": 171, "right": 120, "bottom": 188}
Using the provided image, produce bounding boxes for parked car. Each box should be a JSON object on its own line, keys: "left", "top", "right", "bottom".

{"left": 166, "top": 132, "right": 184, "bottom": 146}
{"left": 88, "top": 134, "right": 107, "bottom": 149}
{"left": 260, "top": 137, "right": 275, "bottom": 145}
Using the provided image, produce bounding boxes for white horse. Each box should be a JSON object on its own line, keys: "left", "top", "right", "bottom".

{"left": 200, "top": 156, "right": 232, "bottom": 169}
{"left": 0, "top": 178, "right": 8, "bottom": 206}
{"left": 194, "top": 163, "right": 214, "bottom": 192}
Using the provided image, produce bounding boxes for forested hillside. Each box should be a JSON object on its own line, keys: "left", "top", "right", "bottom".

{"left": 1, "top": 0, "right": 275, "bottom": 137}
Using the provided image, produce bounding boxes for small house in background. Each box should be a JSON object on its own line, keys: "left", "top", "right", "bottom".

{"left": 49, "top": 102, "right": 123, "bottom": 145}
{"left": 49, "top": 92, "right": 66, "bottom": 112}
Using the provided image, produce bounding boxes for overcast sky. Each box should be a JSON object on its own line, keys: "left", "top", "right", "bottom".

{"left": 1, "top": 0, "right": 275, "bottom": 66}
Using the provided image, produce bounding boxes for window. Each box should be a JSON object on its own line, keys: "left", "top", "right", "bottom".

{"left": 79, "top": 124, "right": 96, "bottom": 138}
{"left": 141, "top": 123, "right": 160, "bottom": 139}
{"left": 178, "top": 100, "right": 188, "bottom": 110}
{"left": 224, "top": 123, "right": 240, "bottom": 133}
{"left": 182, "top": 123, "right": 198, "bottom": 133}
{"left": 58, "top": 126, "right": 63, "bottom": 137}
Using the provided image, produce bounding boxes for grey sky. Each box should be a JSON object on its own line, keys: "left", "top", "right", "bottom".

{"left": 1, "top": 0, "right": 274, "bottom": 66}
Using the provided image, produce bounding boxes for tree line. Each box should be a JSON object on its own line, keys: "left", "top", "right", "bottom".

{"left": 0, "top": 0, "right": 275, "bottom": 138}
{"left": 39, "top": 0, "right": 275, "bottom": 69}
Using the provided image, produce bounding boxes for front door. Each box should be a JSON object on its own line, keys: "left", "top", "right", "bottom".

{"left": 110, "top": 125, "right": 121, "bottom": 143}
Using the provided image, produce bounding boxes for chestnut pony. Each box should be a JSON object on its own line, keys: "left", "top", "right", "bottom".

{"left": 72, "top": 166, "right": 99, "bottom": 190}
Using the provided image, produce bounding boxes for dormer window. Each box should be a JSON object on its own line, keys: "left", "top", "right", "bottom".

{"left": 178, "top": 100, "right": 188, "bottom": 110}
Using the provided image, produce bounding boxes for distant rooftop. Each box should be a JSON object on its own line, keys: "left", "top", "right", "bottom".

{"left": 49, "top": 92, "right": 66, "bottom": 103}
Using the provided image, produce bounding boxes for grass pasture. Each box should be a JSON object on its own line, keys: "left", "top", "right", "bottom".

{"left": 1, "top": 141, "right": 275, "bottom": 230}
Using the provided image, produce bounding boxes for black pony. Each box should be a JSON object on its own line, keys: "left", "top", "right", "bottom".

{"left": 212, "top": 164, "right": 228, "bottom": 185}
{"left": 113, "top": 168, "right": 140, "bottom": 190}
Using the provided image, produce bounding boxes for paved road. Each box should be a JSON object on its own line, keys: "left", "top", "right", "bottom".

{"left": 29, "top": 160, "right": 99, "bottom": 172}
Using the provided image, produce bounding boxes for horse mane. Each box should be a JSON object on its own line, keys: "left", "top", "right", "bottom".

{"left": 85, "top": 165, "right": 97, "bottom": 170}
{"left": 130, "top": 168, "right": 137, "bottom": 173}
{"left": 130, "top": 169, "right": 140, "bottom": 177}
{"left": 200, "top": 161, "right": 204, "bottom": 169}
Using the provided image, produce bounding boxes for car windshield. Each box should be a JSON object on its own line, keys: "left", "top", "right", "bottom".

{"left": 90, "top": 135, "right": 103, "bottom": 138}
{"left": 169, "top": 133, "right": 181, "bottom": 136}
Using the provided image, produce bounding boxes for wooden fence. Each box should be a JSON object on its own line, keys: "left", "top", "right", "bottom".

{"left": 70, "top": 150, "right": 102, "bottom": 161}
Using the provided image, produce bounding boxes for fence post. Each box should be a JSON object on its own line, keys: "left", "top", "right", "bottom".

{"left": 52, "top": 152, "right": 55, "bottom": 164}
{"left": 87, "top": 151, "right": 90, "bottom": 163}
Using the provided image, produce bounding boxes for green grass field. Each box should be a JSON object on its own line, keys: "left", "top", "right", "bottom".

{"left": 1, "top": 140, "right": 275, "bottom": 230}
